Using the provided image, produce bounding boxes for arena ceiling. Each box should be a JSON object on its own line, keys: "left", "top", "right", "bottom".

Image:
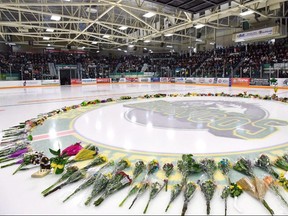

{"left": 0, "top": 0, "right": 286, "bottom": 52}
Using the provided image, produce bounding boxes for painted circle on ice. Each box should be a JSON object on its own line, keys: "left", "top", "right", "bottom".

{"left": 73, "top": 97, "right": 288, "bottom": 154}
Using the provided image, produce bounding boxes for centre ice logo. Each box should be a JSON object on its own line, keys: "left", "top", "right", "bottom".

{"left": 124, "top": 100, "right": 288, "bottom": 140}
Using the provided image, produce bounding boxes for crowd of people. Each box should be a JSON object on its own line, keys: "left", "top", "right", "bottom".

{"left": 0, "top": 37, "right": 288, "bottom": 80}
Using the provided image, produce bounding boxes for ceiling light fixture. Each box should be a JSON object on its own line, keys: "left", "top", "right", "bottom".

{"left": 240, "top": 10, "right": 254, "bottom": 16}
{"left": 103, "top": 35, "right": 110, "bottom": 38}
{"left": 143, "top": 12, "right": 155, "bottom": 18}
{"left": 43, "top": 37, "right": 50, "bottom": 40}
{"left": 194, "top": 24, "right": 205, "bottom": 29}
{"left": 92, "top": 41, "right": 98, "bottom": 44}
{"left": 119, "top": 26, "right": 128, "bottom": 30}
{"left": 50, "top": 15, "right": 61, "bottom": 21}
{"left": 164, "top": 33, "right": 173, "bottom": 37}
{"left": 46, "top": 28, "right": 54, "bottom": 32}
{"left": 144, "top": 40, "right": 150, "bottom": 43}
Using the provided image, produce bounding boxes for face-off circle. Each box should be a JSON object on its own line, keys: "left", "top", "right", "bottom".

{"left": 74, "top": 97, "right": 288, "bottom": 155}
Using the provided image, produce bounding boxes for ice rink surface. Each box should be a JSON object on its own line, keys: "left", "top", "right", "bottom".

{"left": 0, "top": 83, "right": 288, "bottom": 215}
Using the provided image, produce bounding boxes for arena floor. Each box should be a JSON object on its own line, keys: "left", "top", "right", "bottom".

{"left": 0, "top": 83, "right": 288, "bottom": 215}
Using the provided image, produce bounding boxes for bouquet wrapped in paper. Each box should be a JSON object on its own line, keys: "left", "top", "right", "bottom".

{"left": 165, "top": 183, "right": 182, "bottom": 212}
{"left": 143, "top": 181, "right": 165, "bottom": 214}
{"left": 263, "top": 175, "right": 288, "bottom": 208}
{"left": 132, "top": 160, "right": 146, "bottom": 181}
{"left": 119, "top": 184, "right": 140, "bottom": 207}
{"left": 237, "top": 177, "right": 274, "bottom": 215}
{"left": 94, "top": 171, "right": 132, "bottom": 206}
{"left": 41, "top": 166, "right": 79, "bottom": 195}
{"left": 82, "top": 155, "right": 108, "bottom": 171}
{"left": 255, "top": 154, "right": 279, "bottom": 179}
{"left": 0, "top": 147, "right": 31, "bottom": 164}
{"left": 129, "top": 181, "right": 149, "bottom": 209}
{"left": 163, "top": 163, "right": 174, "bottom": 191}
{"left": 198, "top": 180, "right": 217, "bottom": 215}
{"left": 66, "top": 144, "right": 99, "bottom": 164}
{"left": 233, "top": 157, "right": 254, "bottom": 177}
{"left": 181, "top": 181, "right": 197, "bottom": 216}
{"left": 200, "top": 158, "right": 217, "bottom": 180}
{"left": 274, "top": 157, "right": 288, "bottom": 171}
{"left": 218, "top": 158, "right": 232, "bottom": 184}
{"left": 177, "top": 154, "right": 202, "bottom": 186}
{"left": 278, "top": 172, "right": 288, "bottom": 191}
{"left": 43, "top": 169, "right": 87, "bottom": 197}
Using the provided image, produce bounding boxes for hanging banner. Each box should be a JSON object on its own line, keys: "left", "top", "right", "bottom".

{"left": 233, "top": 26, "right": 279, "bottom": 42}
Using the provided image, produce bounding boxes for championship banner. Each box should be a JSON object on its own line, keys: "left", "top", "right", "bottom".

{"left": 96, "top": 78, "right": 111, "bottom": 83}
{"left": 232, "top": 78, "right": 250, "bottom": 87}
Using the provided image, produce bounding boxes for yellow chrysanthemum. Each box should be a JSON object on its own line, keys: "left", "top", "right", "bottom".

{"left": 56, "top": 164, "right": 64, "bottom": 169}
{"left": 123, "top": 158, "right": 131, "bottom": 167}
{"left": 99, "top": 155, "right": 108, "bottom": 162}
{"left": 105, "top": 173, "right": 113, "bottom": 179}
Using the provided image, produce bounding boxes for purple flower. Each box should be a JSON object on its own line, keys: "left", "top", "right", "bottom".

{"left": 9, "top": 148, "right": 29, "bottom": 158}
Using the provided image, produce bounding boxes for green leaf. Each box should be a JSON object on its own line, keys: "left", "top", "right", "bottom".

{"left": 49, "top": 148, "right": 60, "bottom": 156}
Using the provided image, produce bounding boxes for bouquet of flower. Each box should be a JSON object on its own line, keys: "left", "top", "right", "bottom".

{"left": 132, "top": 160, "right": 146, "bottom": 181}
{"left": 282, "top": 154, "right": 288, "bottom": 162}
{"left": 94, "top": 171, "right": 132, "bottom": 206}
{"left": 163, "top": 163, "right": 174, "bottom": 191}
{"left": 61, "top": 142, "right": 83, "bottom": 157}
{"left": 119, "top": 184, "right": 140, "bottom": 207}
{"left": 63, "top": 174, "right": 97, "bottom": 202}
{"left": 218, "top": 158, "right": 232, "bottom": 184}
{"left": 49, "top": 148, "right": 69, "bottom": 174}
{"left": 221, "top": 186, "right": 230, "bottom": 216}
{"left": 66, "top": 144, "right": 99, "bottom": 164}
{"left": 177, "top": 154, "right": 202, "bottom": 186}
{"left": 84, "top": 172, "right": 111, "bottom": 206}
{"left": 8, "top": 151, "right": 45, "bottom": 175}
{"left": 0, "top": 147, "right": 31, "bottom": 164}
{"left": 129, "top": 181, "right": 150, "bottom": 209}
{"left": 165, "top": 183, "right": 182, "bottom": 212}
{"left": 278, "top": 173, "right": 288, "bottom": 191}
{"left": 147, "top": 159, "right": 160, "bottom": 175}
{"left": 274, "top": 157, "right": 288, "bottom": 171}
{"left": 41, "top": 166, "right": 79, "bottom": 195}
{"left": 43, "top": 169, "right": 87, "bottom": 197}
{"left": 181, "top": 181, "right": 197, "bottom": 216}
{"left": 112, "top": 158, "right": 131, "bottom": 174}
{"left": 0, "top": 143, "right": 29, "bottom": 158}
{"left": 200, "top": 158, "right": 217, "bottom": 180}
{"left": 143, "top": 181, "right": 165, "bottom": 214}
{"left": 263, "top": 176, "right": 288, "bottom": 208}
{"left": 237, "top": 177, "right": 274, "bottom": 215}
{"left": 255, "top": 154, "right": 279, "bottom": 179}
{"left": 233, "top": 157, "right": 254, "bottom": 177}
{"left": 82, "top": 155, "right": 108, "bottom": 171}
{"left": 63, "top": 161, "right": 114, "bottom": 202}
{"left": 198, "top": 180, "right": 217, "bottom": 215}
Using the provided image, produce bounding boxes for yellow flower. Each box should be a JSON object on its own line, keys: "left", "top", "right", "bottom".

{"left": 237, "top": 185, "right": 242, "bottom": 190}
{"left": 56, "top": 164, "right": 64, "bottom": 169}
{"left": 99, "top": 155, "right": 108, "bottom": 162}
{"left": 51, "top": 162, "right": 56, "bottom": 168}
{"left": 123, "top": 158, "right": 131, "bottom": 167}
{"left": 105, "top": 173, "right": 113, "bottom": 179}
